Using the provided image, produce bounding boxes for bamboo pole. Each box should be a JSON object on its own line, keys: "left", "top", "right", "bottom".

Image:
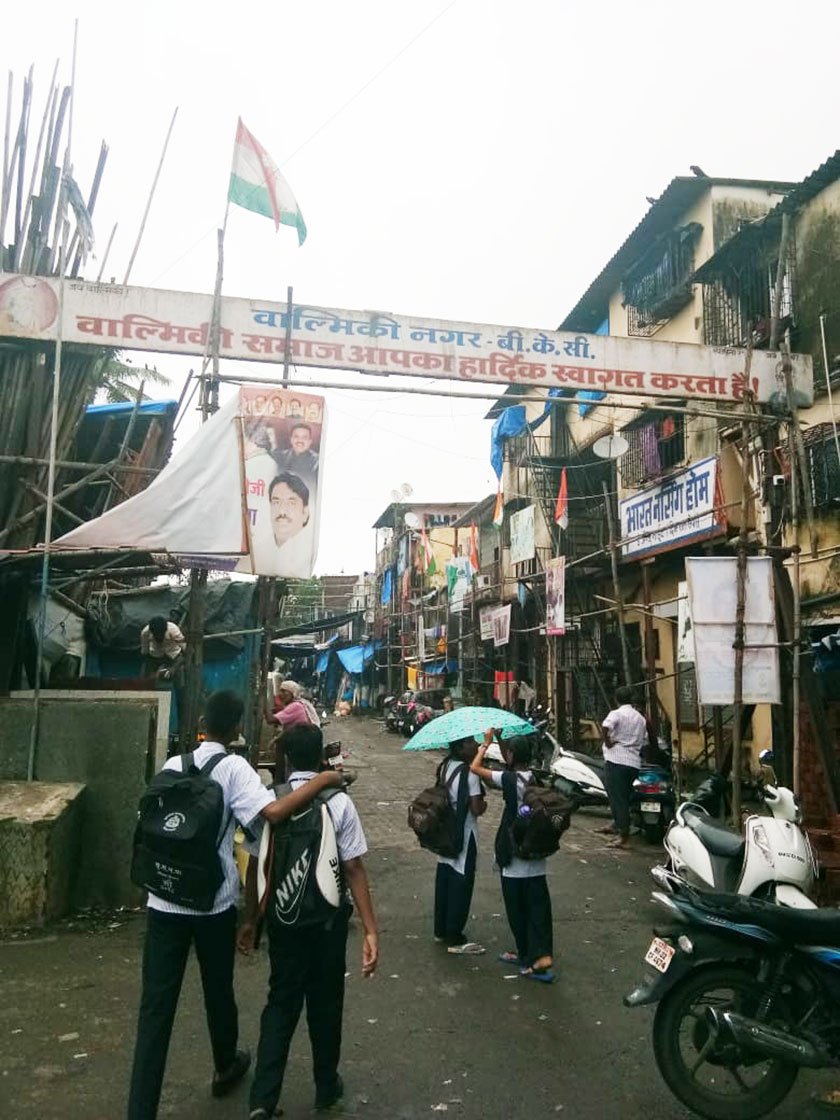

{"left": 602, "top": 479, "right": 631, "bottom": 687}
{"left": 1, "top": 70, "right": 13, "bottom": 243}
{"left": 14, "top": 61, "right": 58, "bottom": 271}
{"left": 122, "top": 106, "right": 178, "bottom": 285}
{"left": 95, "top": 220, "right": 118, "bottom": 282}
{"left": 0, "top": 453, "right": 158, "bottom": 475}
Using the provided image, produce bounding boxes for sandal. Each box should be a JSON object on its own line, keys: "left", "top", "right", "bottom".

{"left": 447, "top": 941, "right": 486, "bottom": 955}
{"left": 520, "top": 967, "right": 556, "bottom": 984}
{"left": 812, "top": 1090, "right": 840, "bottom": 1114}
{"left": 497, "top": 951, "right": 521, "bottom": 964}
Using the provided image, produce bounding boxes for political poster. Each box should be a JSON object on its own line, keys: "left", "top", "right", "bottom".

{"left": 545, "top": 556, "right": 566, "bottom": 636}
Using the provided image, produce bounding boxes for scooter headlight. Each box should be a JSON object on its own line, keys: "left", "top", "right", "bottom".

{"left": 753, "top": 823, "right": 774, "bottom": 866}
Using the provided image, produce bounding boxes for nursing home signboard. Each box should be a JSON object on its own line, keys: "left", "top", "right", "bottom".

{"left": 619, "top": 456, "right": 725, "bottom": 560}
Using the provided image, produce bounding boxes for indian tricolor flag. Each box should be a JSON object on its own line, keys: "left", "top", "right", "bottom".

{"left": 228, "top": 119, "right": 307, "bottom": 245}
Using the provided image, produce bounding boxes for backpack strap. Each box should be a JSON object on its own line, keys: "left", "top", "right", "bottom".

{"left": 500, "top": 769, "right": 520, "bottom": 820}
{"left": 199, "top": 751, "right": 228, "bottom": 777}
{"left": 182, "top": 750, "right": 197, "bottom": 774}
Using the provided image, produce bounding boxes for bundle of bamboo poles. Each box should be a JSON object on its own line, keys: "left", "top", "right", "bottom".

{"left": 0, "top": 63, "right": 114, "bottom": 550}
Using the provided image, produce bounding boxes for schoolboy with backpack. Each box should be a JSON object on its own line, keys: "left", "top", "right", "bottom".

{"left": 127, "top": 690, "right": 345, "bottom": 1120}
{"left": 408, "top": 735, "right": 486, "bottom": 954}
{"left": 238, "top": 723, "right": 378, "bottom": 1119}
{"left": 471, "top": 731, "right": 571, "bottom": 984}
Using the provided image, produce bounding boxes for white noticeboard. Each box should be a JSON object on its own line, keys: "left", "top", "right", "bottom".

{"left": 509, "top": 504, "right": 536, "bottom": 566}
{"left": 685, "top": 557, "right": 780, "bottom": 705}
{"left": 676, "top": 579, "right": 695, "bottom": 664}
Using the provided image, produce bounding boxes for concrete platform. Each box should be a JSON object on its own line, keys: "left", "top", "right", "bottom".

{"left": 0, "top": 781, "right": 85, "bottom": 929}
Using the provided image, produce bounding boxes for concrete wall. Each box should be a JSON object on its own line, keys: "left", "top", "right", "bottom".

{"left": 0, "top": 698, "right": 157, "bottom": 908}
{"left": 0, "top": 782, "right": 85, "bottom": 928}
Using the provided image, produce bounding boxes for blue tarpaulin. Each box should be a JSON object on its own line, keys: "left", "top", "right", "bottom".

{"left": 85, "top": 399, "right": 178, "bottom": 416}
{"left": 315, "top": 650, "right": 331, "bottom": 673}
{"left": 423, "top": 659, "right": 458, "bottom": 676}
{"left": 337, "top": 644, "right": 375, "bottom": 675}
{"left": 578, "top": 319, "right": 609, "bottom": 415}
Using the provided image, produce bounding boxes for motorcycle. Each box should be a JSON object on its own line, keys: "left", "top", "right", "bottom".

{"left": 630, "top": 761, "right": 676, "bottom": 843}
{"left": 654, "top": 752, "right": 817, "bottom": 908}
{"left": 383, "top": 691, "right": 411, "bottom": 733}
{"left": 626, "top": 882, "right": 840, "bottom": 1120}
{"left": 549, "top": 744, "right": 610, "bottom": 809}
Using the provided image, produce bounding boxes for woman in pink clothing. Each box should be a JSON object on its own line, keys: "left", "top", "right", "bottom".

{"left": 266, "top": 681, "right": 320, "bottom": 780}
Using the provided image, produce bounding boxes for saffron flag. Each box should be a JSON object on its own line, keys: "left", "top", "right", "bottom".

{"left": 469, "top": 522, "right": 480, "bottom": 575}
{"left": 554, "top": 467, "right": 569, "bottom": 529}
{"left": 421, "top": 523, "right": 437, "bottom": 576}
{"left": 492, "top": 486, "right": 504, "bottom": 528}
{"left": 228, "top": 118, "right": 307, "bottom": 245}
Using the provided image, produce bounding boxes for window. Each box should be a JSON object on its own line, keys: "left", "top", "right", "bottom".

{"left": 804, "top": 425, "right": 840, "bottom": 511}
{"left": 622, "top": 223, "right": 702, "bottom": 337}
{"left": 621, "top": 412, "right": 686, "bottom": 488}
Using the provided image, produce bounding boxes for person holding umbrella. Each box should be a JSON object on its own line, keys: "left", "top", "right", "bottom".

{"left": 434, "top": 735, "right": 486, "bottom": 954}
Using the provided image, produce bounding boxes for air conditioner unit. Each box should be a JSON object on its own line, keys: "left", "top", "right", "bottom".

{"left": 475, "top": 574, "right": 491, "bottom": 590}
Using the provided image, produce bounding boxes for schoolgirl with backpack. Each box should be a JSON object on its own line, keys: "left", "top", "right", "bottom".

{"left": 471, "top": 731, "right": 572, "bottom": 984}
{"left": 408, "top": 735, "right": 486, "bottom": 954}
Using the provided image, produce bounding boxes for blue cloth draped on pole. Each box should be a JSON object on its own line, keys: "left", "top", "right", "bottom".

{"left": 315, "top": 650, "right": 330, "bottom": 674}
{"left": 489, "top": 389, "right": 566, "bottom": 479}
{"left": 381, "top": 568, "right": 393, "bottom": 605}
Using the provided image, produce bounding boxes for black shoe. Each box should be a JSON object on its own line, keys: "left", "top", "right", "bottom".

{"left": 211, "top": 1048, "right": 251, "bottom": 1098}
{"left": 314, "top": 1073, "right": 344, "bottom": 1111}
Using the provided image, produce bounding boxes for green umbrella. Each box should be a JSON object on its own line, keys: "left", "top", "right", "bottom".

{"left": 402, "top": 706, "right": 536, "bottom": 751}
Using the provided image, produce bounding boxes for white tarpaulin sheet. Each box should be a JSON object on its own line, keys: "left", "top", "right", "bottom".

{"left": 685, "top": 557, "right": 779, "bottom": 705}
{"left": 56, "top": 384, "right": 326, "bottom": 579}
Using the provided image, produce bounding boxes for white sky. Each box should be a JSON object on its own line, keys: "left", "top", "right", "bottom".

{"left": 4, "top": 0, "right": 840, "bottom": 574}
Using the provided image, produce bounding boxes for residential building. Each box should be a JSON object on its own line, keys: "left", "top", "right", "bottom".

{"left": 491, "top": 166, "right": 839, "bottom": 781}
{"left": 371, "top": 501, "right": 475, "bottom": 699}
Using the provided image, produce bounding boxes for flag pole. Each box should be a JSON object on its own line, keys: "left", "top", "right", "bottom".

{"left": 181, "top": 196, "right": 230, "bottom": 748}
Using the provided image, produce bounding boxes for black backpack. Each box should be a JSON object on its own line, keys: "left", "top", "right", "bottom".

{"left": 130, "top": 751, "right": 230, "bottom": 911}
{"left": 496, "top": 771, "right": 573, "bottom": 865}
{"left": 260, "top": 783, "right": 345, "bottom": 930}
{"left": 407, "top": 760, "right": 465, "bottom": 858}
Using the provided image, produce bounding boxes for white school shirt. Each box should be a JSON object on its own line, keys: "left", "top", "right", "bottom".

{"left": 146, "top": 742, "right": 273, "bottom": 917}
{"left": 601, "top": 704, "right": 647, "bottom": 769}
{"left": 491, "top": 770, "right": 547, "bottom": 879}
{"left": 245, "top": 770, "right": 368, "bottom": 863}
{"left": 437, "top": 759, "right": 482, "bottom": 875}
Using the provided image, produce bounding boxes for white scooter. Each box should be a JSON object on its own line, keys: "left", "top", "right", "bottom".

{"left": 653, "top": 753, "right": 817, "bottom": 909}
{"left": 484, "top": 731, "right": 610, "bottom": 809}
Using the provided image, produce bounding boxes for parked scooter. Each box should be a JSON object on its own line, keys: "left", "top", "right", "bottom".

{"left": 549, "top": 745, "right": 610, "bottom": 809}
{"left": 653, "top": 751, "right": 817, "bottom": 908}
{"left": 630, "top": 761, "right": 676, "bottom": 842}
{"left": 626, "top": 882, "right": 840, "bottom": 1120}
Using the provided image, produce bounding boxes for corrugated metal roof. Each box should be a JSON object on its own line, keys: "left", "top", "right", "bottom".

{"left": 558, "top": 176, "right": 796, "bottom": 333}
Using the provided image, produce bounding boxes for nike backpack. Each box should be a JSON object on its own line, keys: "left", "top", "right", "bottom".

{"left": 258, "top": 784, "right": 344, "bottom": 929}
{"left": 130, "top": 751, "right": 229, "bottom": 911}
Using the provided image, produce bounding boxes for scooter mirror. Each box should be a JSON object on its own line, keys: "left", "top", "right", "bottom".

{"left": 758, "top": 749, "right": 775, "bottom": 766}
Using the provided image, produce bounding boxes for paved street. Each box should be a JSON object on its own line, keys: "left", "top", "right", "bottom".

{"left": 0, "top": 716, "right": 833, "bottom": 1119}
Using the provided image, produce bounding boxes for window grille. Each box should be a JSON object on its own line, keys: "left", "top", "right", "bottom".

{"left": 623, "top": 224, "right": 701, "bottom": 337}
{"left": 621, "top": 412, "right": 686, "bottom": 488}
{"left": 804, "top": 424, "right": 840, "bottom": 511}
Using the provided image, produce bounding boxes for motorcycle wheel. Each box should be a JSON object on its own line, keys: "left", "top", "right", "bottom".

{"left": 652, "top": 963, "right": 798, "bottom": 1120}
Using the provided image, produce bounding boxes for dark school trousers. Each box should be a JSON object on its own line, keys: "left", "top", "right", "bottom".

{"left": 604, "top": 761, "right": 640, "bottom": 836}
{"left": 250, "top": 909, "right": 350, "bottom": 1115}
{"left": 433, "top": 833, "right": 477, "bottom": 946}
{"left": 127, "top": 906, "right": 238, "bottom": 1120}
{"left": 501, "top": 874, "right": 553, "bottom": 967}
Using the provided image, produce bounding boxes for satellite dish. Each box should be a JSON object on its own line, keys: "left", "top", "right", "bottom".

{"left": 400, "top": 482, "right": 414, "bottom": 497}
{"left": 390, "top": 489, "right": 402, "bottom": 502}
{"left": 593, "top": 433, "right": 629, "bottom": 460}
{"left": 403, "top": 511, "right": 421, "bottom": 529}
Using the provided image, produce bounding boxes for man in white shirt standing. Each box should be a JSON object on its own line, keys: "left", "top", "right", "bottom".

{"left": 600, "top": 685, "right": 647, "bottom": 849}
{"left": 127, "top": 691, "right": 346, "bottom": 1120}
{"left": 140, "top": 615, "right": 186, "bottom": 681}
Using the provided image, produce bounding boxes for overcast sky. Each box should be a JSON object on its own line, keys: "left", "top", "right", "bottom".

{"left": 4, "top": 1, "right": 840, "bottom": 574}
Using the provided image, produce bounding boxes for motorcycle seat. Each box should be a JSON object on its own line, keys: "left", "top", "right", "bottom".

{"left": 683, "top": 807, "right": 746, "bottom": 860}
{"left": 693, "top": 890, "right": 840, "bottom": 946}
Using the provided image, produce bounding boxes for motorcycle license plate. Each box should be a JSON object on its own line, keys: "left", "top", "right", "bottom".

{"left": 644, "top": 937, "right": 675, "bottom": 974}
{"left": 640, "top": 801, "right": 661, "bottom": 814}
